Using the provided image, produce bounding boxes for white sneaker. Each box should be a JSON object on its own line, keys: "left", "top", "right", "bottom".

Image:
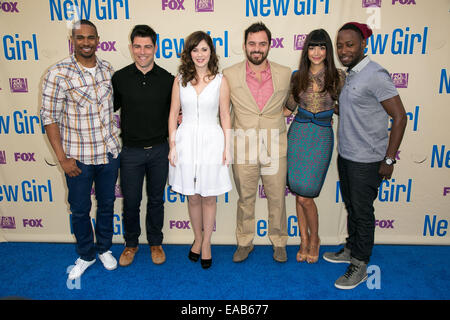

{"left": 68, "top": 258, "right": 96, "bottom": 280}
{"left": 98, "top": 250, "right": 117, "bottom": 271}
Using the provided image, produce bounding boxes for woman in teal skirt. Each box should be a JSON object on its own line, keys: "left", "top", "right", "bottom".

{"left": 284, "top": 29, "right": 345, "bottom": 263}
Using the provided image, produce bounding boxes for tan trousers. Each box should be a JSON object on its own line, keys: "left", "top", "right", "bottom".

{"left": 232, "top": 157, "right": 288, "bottom": 248}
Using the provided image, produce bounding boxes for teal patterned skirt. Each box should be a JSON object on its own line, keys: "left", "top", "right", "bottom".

{"left": 287, "top": 109, "right": 334, "bottom": 198}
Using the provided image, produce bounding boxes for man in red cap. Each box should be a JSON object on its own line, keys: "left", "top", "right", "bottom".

{"left": 322, "top": 22, "right": 407, "bottom": 289}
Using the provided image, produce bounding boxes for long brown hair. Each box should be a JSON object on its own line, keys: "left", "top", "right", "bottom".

{"left": 179, "top": 31, "right": 219, "bottom": 87}
{"left": 291, "top": 29, "right": 341, "bottom": 101}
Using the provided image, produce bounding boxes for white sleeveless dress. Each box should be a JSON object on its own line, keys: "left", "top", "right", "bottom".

{"left": 168, "top": 73, "right": 232, "bottom": 196}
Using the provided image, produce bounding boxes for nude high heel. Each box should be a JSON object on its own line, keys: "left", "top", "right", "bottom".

{"left": 307, "top": 238, "right": 320, "bottom": 264}
{"left": 296, "top": 239, "right": 308, "bottom": 262}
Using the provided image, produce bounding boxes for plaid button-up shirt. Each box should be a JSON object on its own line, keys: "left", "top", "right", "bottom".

{"left": 41, "top": 55, "right": 121, "bottom": 165}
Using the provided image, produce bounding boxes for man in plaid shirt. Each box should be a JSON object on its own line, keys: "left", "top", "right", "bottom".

{"left": 40, "top": 20, "right": 121, "bottom": 281}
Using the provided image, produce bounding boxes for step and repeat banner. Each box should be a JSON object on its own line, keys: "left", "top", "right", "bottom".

{"left": 0, "top": 0, "right": 449, "bottom": 245}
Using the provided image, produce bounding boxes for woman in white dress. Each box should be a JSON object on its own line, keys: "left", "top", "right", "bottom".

{"left": 168, "top": 31, "right": 232, "bottom": 269}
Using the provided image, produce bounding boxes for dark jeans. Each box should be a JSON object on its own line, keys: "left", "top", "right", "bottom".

{"left": 65, "top": 153, "right": 120, "bottom": 261}
{"left": 337, "top": 155, "right": 383, "bottom": 264}
{"left": 120, "top": 143, "right": 169, "bottom": 247}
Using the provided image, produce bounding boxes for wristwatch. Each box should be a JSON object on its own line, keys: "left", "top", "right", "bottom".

{"left": 383, "top": 156, "right": 396, "bottom": 165}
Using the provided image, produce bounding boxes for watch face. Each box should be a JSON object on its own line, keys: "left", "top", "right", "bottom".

{"left": 385, "top": 158, "right": 393, "bottom": 165}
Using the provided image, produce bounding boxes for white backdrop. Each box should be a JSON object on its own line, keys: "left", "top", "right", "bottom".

{"left": 0, "top": 0, "right": 449, "bottom": 245}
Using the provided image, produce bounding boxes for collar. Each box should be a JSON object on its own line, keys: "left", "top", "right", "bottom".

{"left": 70, "top": 54, "right": 102, "bottom": 68}
{"left": 246, "top": 60, "right": 271, "bottom": 75}
{"left": 132, "top": 62, "right": 160, "bottom": 76}
{"left": 349, "top": 56, "right": 371, "bottom": 74}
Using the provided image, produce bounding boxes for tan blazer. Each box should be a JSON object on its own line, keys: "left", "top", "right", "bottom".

{"left": 223, "top": 60, "right": 291, "bottom": 164}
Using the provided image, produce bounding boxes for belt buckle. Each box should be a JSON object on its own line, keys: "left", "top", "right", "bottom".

{"left": 144, "top": 146, "right": 153, "bottom": 149}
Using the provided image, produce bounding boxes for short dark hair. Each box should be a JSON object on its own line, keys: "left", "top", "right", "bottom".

{"left": 130, "top": 25, "right": 157, "bottom": 46}
{"left": 244, "top": 22, "right": 272, "bottom": 45}
{"left": 72, "top": 19, "right": 98, "bottom": 37}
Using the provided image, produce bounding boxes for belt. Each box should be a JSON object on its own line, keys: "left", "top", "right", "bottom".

{"left": 124, "top": 139, "right": 167, "bottom": 150}
{"left": 294, "top": 108, "right": 334, "bottom": 127}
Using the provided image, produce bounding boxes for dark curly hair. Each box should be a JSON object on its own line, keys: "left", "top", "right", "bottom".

{"left": 178, "top": 31, "right": 219, "bottom": 87}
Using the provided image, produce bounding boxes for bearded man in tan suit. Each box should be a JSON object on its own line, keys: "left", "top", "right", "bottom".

{"left": 223, "top": 22, "right": 291, "bottom": 263}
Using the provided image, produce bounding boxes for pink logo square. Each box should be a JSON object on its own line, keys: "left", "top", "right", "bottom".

{"left": 391, "top": 73, "right": 409, "bottom": 88}
{"left": 195, "top": 0, "right": 214, "bottom": 12}
{"left": 9, "top": 78, "right": 28, "bottom": 93}
{"left": 294, "top": 34, "right": 307, "bottom": 50}
{"left": 0, "top": 217, "right": 16, "bottom": 229}
{"left": 362, "top": 0, "right": 382, "bottom": 7}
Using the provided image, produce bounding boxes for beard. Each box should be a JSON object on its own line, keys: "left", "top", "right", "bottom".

{"left": 246, "top": 50, "right": 268, "bottom": 65}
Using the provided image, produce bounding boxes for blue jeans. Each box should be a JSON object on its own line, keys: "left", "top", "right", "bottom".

{"left": 120, "top": 143, "right": 169, "bottom": 247}
{"left": 337, "top": 155, "right": 383, "bottom": 264}
{"left": 65, "top": 153, "right": 120, "bottom": 261}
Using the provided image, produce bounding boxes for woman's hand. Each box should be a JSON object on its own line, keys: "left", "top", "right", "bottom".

{"left": 169, "top": 146, "right": 177, "bottom": 167}
{"left": 222, "top": 148, "right": 232, "bottom": 167}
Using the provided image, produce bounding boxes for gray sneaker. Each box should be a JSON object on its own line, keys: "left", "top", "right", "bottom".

{"left": 334, "top": 258, "right": 368, "bottom": 290}
{"left": 323, "top": 247, "right": 351, "bottom": 264}
{"left": 233, "top": 245, "right": 254, "bottom": 262}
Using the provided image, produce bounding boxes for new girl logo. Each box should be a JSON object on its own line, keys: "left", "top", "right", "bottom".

{"left": 49, "top": 0, "right": 130, "bottom": 21}
{"left": 0, "top": 180, "right": 53, "bottom": 202}
{"left": 246, "top": 0, "right": 330, "bottom": 17}
{"left": 365, "top": 27, "right": 428, "bottom": 55}
{"left": 0, "top": 110, "right": 45, "bottom": 135}
{"left": 2, "top": 33, "right": 39, "bottom": 61}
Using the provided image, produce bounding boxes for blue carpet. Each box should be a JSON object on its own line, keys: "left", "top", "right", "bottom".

{"left": 0, "top": 242, "right": 449, "bottom": 300}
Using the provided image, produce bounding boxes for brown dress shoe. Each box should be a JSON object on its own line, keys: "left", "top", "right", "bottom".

{"left": 150, "top": 245, "right": 166, "bottom": 265}
{"left": 119, "top": 247, "right": 138, "bottom": 267}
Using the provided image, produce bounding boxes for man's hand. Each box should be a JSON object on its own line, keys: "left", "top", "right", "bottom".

{"left": 60, "top": 158, "right": 82, "bottom": 177}
{"left": 379, "top": 162, "right": 394, "bottom": 180}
